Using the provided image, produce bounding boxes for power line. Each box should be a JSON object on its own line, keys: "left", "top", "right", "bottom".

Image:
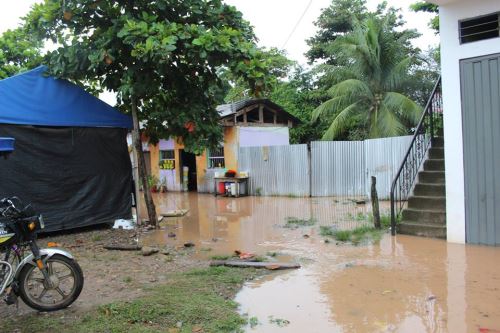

{"left": 281, "top": 0, "right": 313, "bottom": 49}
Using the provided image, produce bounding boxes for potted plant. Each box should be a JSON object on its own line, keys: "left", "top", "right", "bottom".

{"left": 147, "top": 175, "right": 159, "bottom": 192}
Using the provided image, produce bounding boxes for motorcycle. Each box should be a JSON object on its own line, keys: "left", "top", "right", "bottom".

{"left": 0, "top": 197, "right": 84, "bottom": 311}
{"left": 0, "top": 138, "right": 84, "bottom": 311}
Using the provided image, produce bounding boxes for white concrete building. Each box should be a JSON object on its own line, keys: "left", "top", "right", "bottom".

{"left": 430, "top": 0, "right": 500, "bottom": 245}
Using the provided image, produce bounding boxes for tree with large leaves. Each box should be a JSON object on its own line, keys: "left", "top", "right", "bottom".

{"left": 306, "top": 0, "right": 367, "bottom": 65}
{"left": 410, "top": 2, "right": 439, "bottom": 33}
{"left": 24, "top": 0, "right": 268, "bottom": 226}
{"left": 0, "top": 27, "right": 43, "bottom": 79}
{"left": 312, "top": 17, "right": 422, "bottom": 140}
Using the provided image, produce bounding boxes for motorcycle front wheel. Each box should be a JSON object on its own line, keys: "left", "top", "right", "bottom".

{"left": 17, "top": 254, "right": 84, "bottom": 311}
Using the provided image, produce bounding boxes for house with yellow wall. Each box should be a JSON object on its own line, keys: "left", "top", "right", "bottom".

{"left": 142, "top": 99, "right": 299, "bottom": 193}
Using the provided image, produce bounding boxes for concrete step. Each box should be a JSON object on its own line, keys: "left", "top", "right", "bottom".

{"left": 424, "top": 159, "right": 445, "bottom": 171}
{"left": 408, "top": 196, "right": 446, "bottom": 210}
{"left": 413, "top": 183, "right": 446, "bottom": 197}
{"left": 428, "top": 147, "right": 444, "bottom": 159}
{"left": 432, "top": 136, "right": 444, "bottom": 148}
{"left": 398, "top": 221, "right": 447, "bottom": 239}
{"left": 418, "top": 171, "right": 445, "bottom": 184}
{"left": 402, "top": 208, "right": 446, "bottom": 224}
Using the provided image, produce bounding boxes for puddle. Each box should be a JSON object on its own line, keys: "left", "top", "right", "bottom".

{"left": 139, "top": 193, "right": 500, "bottom": 332}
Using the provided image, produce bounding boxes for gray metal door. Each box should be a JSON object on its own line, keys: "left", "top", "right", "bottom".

{"left": 461, "top": 53, "right": 500, "bottom": 245}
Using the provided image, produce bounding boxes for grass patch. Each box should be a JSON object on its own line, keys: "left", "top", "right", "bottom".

{"left": 210, "top": 254, "right": 233, "bottom": 261}
{"left": 320, "top": 225, "right": 384, "bottom": 244}
{"left": 249, "top": 317, "right": 259, "bottom": 328}
{"left": 3, "top": 266, "right": 260, "bottom": 333}
{"left": 366, "top": 213, "right": 395, "bottom": 229}
{"left": 91, "top": 234, "right": 103, "bottom": 242}
{"left": 334, "top": 230, "right": 352, "bottom": 242}
{"left": 284, "top": 217, "right": 316, "bottom": 229}
{"left": 319, "top": 226, "right": 336, "bottom": 237}
{"left": 253, "top": 256, "right": 267, "bottom": 262}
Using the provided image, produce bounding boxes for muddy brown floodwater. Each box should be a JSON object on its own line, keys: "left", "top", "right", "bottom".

{"left": 142, "top": 193, "right": 500, "bottom": 333}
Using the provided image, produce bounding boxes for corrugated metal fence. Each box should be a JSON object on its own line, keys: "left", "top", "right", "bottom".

{"left": 237, "top": 136, "right": 411, "bottom": 199}
{"left": 311, "top": 141, "right": 365, "bottom": 197}
{"left": 364, "top": 136, "right": 413, "bottom": 199}
{"left": 237, "top": 144, "right": 310, "bottom": 197}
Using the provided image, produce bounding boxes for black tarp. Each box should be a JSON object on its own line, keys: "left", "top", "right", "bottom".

{"left": 0, "top": 125, "right": 132, "bottom": 232}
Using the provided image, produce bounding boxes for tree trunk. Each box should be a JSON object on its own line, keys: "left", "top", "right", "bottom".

{"left": 371, "top": 176, "right": 381, "bottom": 229}
{"left": 131, "top": 96, "right": 157, "bottom": 227}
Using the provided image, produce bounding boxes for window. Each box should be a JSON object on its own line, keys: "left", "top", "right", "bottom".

{"left": 460, "top": 13, "right": 499, "bottom": 44}
{"left": 208, "top": 146, "right": 225, "bottom": 168}
{"left": 159, "top": 150, "right": 175, "bottom": 170}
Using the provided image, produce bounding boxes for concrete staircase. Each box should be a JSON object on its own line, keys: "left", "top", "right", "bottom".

{"left": 398, "top": 137, "right": 446, "bottom": 239}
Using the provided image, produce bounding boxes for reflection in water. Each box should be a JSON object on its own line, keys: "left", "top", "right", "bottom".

{"left": 140, "top": 193, "right": 500, "bottom": 333}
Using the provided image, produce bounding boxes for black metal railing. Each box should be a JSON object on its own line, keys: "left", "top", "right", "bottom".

{"left": 390, "top": 77, "right": 442, "bottom": 235}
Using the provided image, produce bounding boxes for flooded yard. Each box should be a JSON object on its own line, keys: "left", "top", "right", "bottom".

{"left": 142, "top": 193, "right": 500, "bottom": 333}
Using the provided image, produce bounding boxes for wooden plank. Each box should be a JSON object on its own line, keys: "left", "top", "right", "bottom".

{"left": 235, "top": 122, "right": 287, "bottom": 127}
{"left": 104, "top": 244, "right": 142, "bottom": 251}
{"left": 210, "top": 260, "right": 301, "bottom": 270}
{"left": 160, "top": 209, "right": 188, "bottom": 217}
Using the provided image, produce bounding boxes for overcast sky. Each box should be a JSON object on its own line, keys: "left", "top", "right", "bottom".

{"left": 1, "top": 0, "right": 438, "bottom": 67}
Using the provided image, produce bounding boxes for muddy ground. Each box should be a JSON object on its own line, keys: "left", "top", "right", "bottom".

{"left": 1, "top": 225, "right": 206, "bottom": 318}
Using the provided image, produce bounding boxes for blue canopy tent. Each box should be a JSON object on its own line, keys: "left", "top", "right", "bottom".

{"left": 0, "top": 66, "right": 133, "bottom": 232}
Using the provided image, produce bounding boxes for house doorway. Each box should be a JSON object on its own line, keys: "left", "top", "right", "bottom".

{"left": 180, "top": 150, "right": 197, "bottom": 191}
{"left": 460, "top": 53, "right": 500, "bottom": 245}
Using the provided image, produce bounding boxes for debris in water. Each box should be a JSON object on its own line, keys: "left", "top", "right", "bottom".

{"left": 303, "top": 234, "right": 310, "bottom": 239}
{"left": 268, "top": 316, "right": 290, "bottom": 327}
{"left": 427, "top": 295, "right": 436, "bottom": 301}
{"left": 184, "top": 242, "right": 195, "bottom": 248}
{"left": 235, "top": 250, "right": 255, "bottom": 260}
{"left": 113, "top": 219, "right": 135, "bottom": 230}
{"left": 168, "top": 232, "right": 176, "bottom": 238}
{"left": 161, "top": 209, "right": 188, "bottom": 217}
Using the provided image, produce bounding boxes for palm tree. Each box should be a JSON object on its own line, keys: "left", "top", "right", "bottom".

{"left": 312, "top": 17, "right": 422, "bottom": 140}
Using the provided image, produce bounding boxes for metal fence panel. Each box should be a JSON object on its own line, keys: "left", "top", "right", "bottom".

{"left": 238, "top": 145, "right": 310, "bottom": 197}
{"left": 364, "top": 136, "right": 413, "bottom": 199}
{"left": 197, "top": 168, "right": 224, "bottom": 194}
{"left": 311, "top": 141, "right": 366, "bottom": 197}
{"left": 235, "top": 136, "right": 411, "bottom": 198}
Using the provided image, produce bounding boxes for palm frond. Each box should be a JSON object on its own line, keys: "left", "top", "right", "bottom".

{"left": 312, "top": 96, "right": 344, "bottom": 122}
{"left": 383, "top": 92, "right": 422, "bottom": 124}
{"left": 321, "top": 101, "right": 361, "bottom": 140}
{"left": 376, "top": 105, "right": 406, "bottom": 137}
{"left": 328, "top": 79, "right": 373, "bottom": 100}
{"left": 383, "top": 57, "right": 413, "bottom": 91}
